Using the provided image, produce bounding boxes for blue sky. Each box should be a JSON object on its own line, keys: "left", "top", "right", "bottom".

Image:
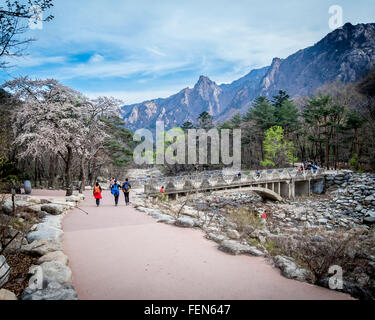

{"left": 1, "top": 0, "right": 374, "bottom": 104}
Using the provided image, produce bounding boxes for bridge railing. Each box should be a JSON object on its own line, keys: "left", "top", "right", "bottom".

{"left": 144, "top": 168, "right": 325, "bottom": 195}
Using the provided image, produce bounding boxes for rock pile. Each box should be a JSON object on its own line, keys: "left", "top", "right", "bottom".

{"left": 0, "top": 193, "right": 84, "bottom": 300}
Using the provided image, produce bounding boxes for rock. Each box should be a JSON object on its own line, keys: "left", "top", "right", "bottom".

{"left": 39, "top": 261, "right": 72, "bottom": 284}
{"left": 219, "top": 240, "right": 264, "bottom": 256}
{"left": 311, "top": 235, "right": 325, "bottom": 242}
{"left": 206, "top": 233, "right": 228, "bottom": 243}
{"left": 363, "top": 216, "right": 375, "bottom": 225}
{"left": 227, "top": 229, "right": 241, "bottom": 240}
{"left": 0, "top": 289, "right": 17, "bottom": 300}
{"left": 26, "top": 223, "right": 63, "bottom": 243}
{"left": 1, "top": 199, "right": 29, "bottom": 214}
{"left": 273, "top": 255, "right": 314, "bottom": 283}
{"left": 21, "top": 240, "right": 62, "bottom": 256}
{"left": 40, "top": 204, "right": 66, "bottom": 215}
{"left": 318, "top": 218, "right": 328, "bottom": 224}
{"left": 175, "top": 217, "right": 195, "bottom": 228}
{"left": 22, "top": 281, "right": 78, "bottom": 300}
{"left": 65, "top": 195, "right": 80, "bottom": 203}
{"left": 37, "top": 251, "right": 68, "bottom": 266}
{"left": 0, "top": 255, "right": 10, "bottom": 288}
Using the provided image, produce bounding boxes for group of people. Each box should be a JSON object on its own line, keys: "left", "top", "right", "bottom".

{"left": 298, "top": 160, "right": 320, "bottom": 173}
{"left": 92, "top": 178, "right": 132, "bottom": 207}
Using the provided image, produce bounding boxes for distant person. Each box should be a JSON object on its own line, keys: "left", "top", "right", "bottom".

{"left": 261, "top": 210, "right": 267, "bottom": 219}
{"left": 111, "top": 179, "right": 121, "bottom": 206}
{"left": 298, "top": 165, "right": 303, "bottom": 172}
{"left": 93, "top": 182, "right": 102, "bottom": 207}
{"left": 122, "top": 178, "right": 132, "bottom": 206}
{"left": 237, "top": 172, "right": 242, "bottom": 178}
{"left": 255, "top": 170, "right": 261, "bottom": 178}
{"left": 160, "top": 186, "right": 165, "bottom": 194}
{"left": 312, "top": 164, "right": 318, "bottom": 173}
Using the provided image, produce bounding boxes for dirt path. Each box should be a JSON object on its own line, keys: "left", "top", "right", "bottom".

{"left": 62, "top": 190, "right": 351, "bottom": 300}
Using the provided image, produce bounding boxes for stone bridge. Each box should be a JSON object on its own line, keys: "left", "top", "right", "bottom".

{"left": 144, "top": 168, "right": 326, "bottom": 201}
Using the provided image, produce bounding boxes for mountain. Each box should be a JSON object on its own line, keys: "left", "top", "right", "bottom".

{"left": 121, "top": 22, "right": 375, "bottom": 131}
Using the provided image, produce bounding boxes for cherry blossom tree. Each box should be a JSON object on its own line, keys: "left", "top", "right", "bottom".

{"left": 2, "top": 77, "right": 122, "bottom": 195}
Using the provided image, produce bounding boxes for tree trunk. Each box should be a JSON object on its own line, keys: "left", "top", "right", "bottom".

{"left": 65, "top": 145, "right": 73, "bottom": 196}
{"left": 48, "top": 155, "right": 56, "bottom": 188}
{"left": 79, "top": 156, "right": 85, "bottom": 194}
{"left": 354, "top": 128, "right": 359, "bottom": 156}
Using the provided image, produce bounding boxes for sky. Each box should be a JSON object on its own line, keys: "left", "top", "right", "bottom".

{"left": 0, "top": 0, "right": 374, "bottom": 104}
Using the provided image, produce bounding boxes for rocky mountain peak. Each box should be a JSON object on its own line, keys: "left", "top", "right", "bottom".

{"left": 121, "top": 22, "right": 375, "bottom": 131}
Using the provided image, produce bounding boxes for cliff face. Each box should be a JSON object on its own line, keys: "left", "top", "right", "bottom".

{"left": 121, "top": 23, "right": 375, "bottom": 131}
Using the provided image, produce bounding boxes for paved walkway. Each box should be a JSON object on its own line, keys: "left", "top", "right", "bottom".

{"left": 62, "top": 190, "right": 351, "bottom": 300}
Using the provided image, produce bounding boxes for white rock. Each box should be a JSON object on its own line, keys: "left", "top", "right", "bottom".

{"left": 22, "top": 240, "right": 62, "bottom": 256}
{"left": 227, "top": 229, "right": 241, "bottom": 240}
{"left": 175, "top": 217, "right": 195, "bottom": 228}
{"left": 26, "top": 223, "right": 63, "bottom": 243}
{"left": 40, "top": 261, "right": 72, "bottom": 284}
{"left": 37, "top": 251, "right": 69, "bottom": 266}
{"left": 40, "top": 204, "right": 67, "bottom": 215}
{"left": 219, "top": 240, "right": 264, "bottom": 256}
{"left": 22, "top": 281, "right": 78, "bottom": 300}
{"left": 274, "top": 255, "right": 314, "bottom": 283}
{"left": 0, "top": 289, "right": 17, "bottom": 300}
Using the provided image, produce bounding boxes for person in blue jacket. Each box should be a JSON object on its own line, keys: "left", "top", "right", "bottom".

{"left": 111, "top": 179, "right": 121, "bottom": 206}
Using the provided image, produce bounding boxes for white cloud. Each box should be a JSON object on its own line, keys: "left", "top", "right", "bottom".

{"left": 88, "top": 53, "right": 105, "bottom": 64}
{"left": 84, "top": 87, "right": 184, "bottom": 105}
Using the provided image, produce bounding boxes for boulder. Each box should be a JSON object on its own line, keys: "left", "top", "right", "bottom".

{"left": 21, "top": 240, "right": 62, "bottom": 256}
{"left": 363, "top": 216, "right": 375, "bottom": 225}
{"left": 65, "top": 195, "right": 80, "bottom": 203}
{"left": 175, "top": 217, "right": 195, "bottom": 228}
{"left": 40, "top": 204, "right": 66, "bottom": 215}
{"left": 42, "top": 214, "right": 63, "bottom": 229}
{"left": 39, "top": 261, "right": 72, "bottom": 284}
{"left": 273, "top": 255, "right": 314, "bottom": 283}
{"left": 206, "top": 233, "right": 228, "bottom": 243}
{"left": 156, "top": 214, "right": 175, "bottom": 224}
{"left": 26, "top": 223, "right": 63, "bottom": 243}
{"left": 227, "top": 229, "right": 241, "bottom": 240}
{"left": 0, "top": 289, "right": 17, "bottom": 300}
{"left": 219, "top": 240, "right": 264, "bottom": 256}
{"left": 2, "top": 199, "right": 29, "bottom": 214}
{"left": 37, "top": 251, "right": 69, "bottom": 266}
{"left": 22, "top": 281, "right": 78, "bottom": 300}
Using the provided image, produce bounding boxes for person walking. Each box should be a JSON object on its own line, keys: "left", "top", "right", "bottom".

{"left": 122, "top": 178, "right": 132, "bottom": 206}
{"left": 93, "top": 182, "right": 102, "bottom": 207}
{"left": 111, "top": 179, "right": 121, "bottom": 206}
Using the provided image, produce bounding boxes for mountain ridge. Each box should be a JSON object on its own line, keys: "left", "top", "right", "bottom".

{"left": 121, "top": 22, "right": 375, "bottom": 131}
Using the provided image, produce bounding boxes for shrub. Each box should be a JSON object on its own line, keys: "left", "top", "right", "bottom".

{"left": 228, "top": 207, "right": 263, "bottom": 234}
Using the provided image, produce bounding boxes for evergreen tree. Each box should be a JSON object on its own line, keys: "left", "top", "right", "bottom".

{"left": 197, "top": 111, "right": 213, "bottom": 129}
{"left": 275, "top": 99, "right": 300, "bottom": 136}
{"left": 244, "top": 97, "right": 276, "bottom": 131}
{"left": 272, "top": 90, "right": 290, "bottom": 109}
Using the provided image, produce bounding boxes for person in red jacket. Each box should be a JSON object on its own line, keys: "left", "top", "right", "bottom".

{"left": 93, "top": 182, "right": 102, "bottom": 207}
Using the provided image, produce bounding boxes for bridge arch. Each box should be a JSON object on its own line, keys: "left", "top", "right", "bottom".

{"left": 247, "top": 187, "right": 283, "bottom": 201}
